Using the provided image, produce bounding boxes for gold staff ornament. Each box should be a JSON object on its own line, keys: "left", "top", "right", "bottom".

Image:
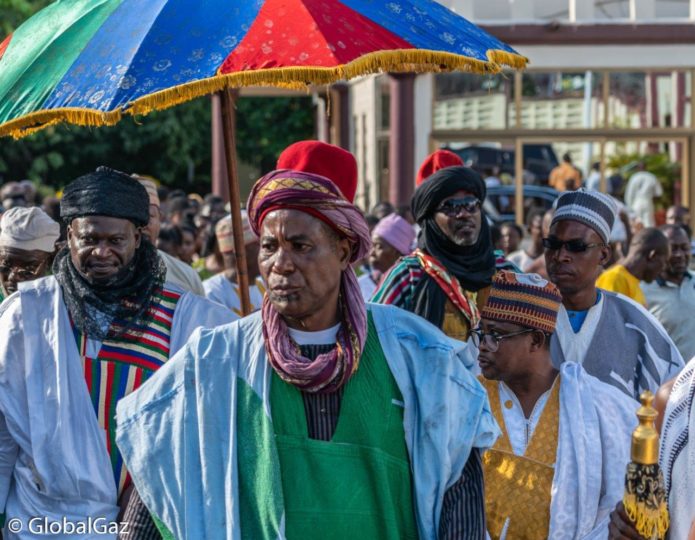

{"left": 623, "top": 391, "right": 670, "bottom": 540}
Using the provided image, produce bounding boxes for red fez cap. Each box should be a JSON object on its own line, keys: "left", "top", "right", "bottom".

{"left": 416, "top": 150, "right": 463, "bottom": 186}
{"left": 276, "top": 141, "right": 358, "bottom": 203}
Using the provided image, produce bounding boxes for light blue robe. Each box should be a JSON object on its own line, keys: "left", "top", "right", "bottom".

{"left": 116, "top": 303, "right": 500, "bottom": 540}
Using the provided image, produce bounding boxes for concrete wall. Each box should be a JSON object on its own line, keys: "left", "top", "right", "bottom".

{"left": 519, "top": 44, "right": 695, "bottom": 70}
{"left": 414, "top": 74, "right": 434, "bottom": 184}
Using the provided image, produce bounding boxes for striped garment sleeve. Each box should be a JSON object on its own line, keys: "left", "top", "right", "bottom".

{"left": 370, "top": 258, "right": 422, "bottom": 308}
{"left": 438, "top": 449, "right": 486, "bottom": 540}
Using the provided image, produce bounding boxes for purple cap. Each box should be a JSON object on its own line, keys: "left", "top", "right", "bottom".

{"left": 372, "top": 213, "right": 415, "bottom": 255}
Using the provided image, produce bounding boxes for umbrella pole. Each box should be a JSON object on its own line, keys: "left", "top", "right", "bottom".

{"left": 220, "top": 88, "right": 252, "bottom": 316}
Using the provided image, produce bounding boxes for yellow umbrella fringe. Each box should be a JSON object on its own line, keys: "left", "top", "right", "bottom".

{"left": 0, "top": 107, "right": 122, "bottom": 139}
{"left": 488, "top": 49, "right": 529, "bottom": 70}
{"left": 130, "top": 49, "right": 527, "bottom": 117}
{"left": 0, "top": 48, "right": 527, "bottom": 139}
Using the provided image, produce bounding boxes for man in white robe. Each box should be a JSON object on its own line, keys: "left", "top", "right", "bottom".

{"left": 0, "top": 169, "right": 235, "bottom": 539}
{"left": 546, "top": 189, "right": 683, "bottom": 400}
{"left": 203, "top": 211, "right": 264, "bottom": 315}
{"left": 476, "top": 271, "right": 637, "bottom": 539}
{"left": 624, "top": 163, "right": 663, "bottom": 228}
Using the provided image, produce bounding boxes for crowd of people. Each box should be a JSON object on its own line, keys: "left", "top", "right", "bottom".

{"left": 0, "top": 141, "right": 693, "bottom": 539}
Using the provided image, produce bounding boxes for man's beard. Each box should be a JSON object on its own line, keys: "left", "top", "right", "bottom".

{"left": 53, "top": 240, "right": 166, "bottom": 341}
{"left": 79, "top": 258, "right": 137, "bottom": 289}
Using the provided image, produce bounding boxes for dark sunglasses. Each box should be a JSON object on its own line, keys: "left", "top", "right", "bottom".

{"left": 542, "top": 237, "right": 607, "bottom": 253}
{"left": 436, "top": 196, "right": 481, "bottom": 216}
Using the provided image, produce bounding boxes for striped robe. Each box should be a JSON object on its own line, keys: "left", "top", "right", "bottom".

{"left": 72, "top": 287, "right": 182, "bottom": 494}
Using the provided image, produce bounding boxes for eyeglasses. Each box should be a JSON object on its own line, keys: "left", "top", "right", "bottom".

{"left": 542, "top": 237, "right": 607, "bottom": 253}
{"left": 0, "top": 261, "right": 46, "bottom": 280}
{"left": 470, "top": 328, "right": 535, "bottom": 352}
{"left": 436, "top": 196, "right": 481, "bottom": 216}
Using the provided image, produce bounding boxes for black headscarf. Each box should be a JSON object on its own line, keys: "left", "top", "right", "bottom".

{"left": 55, "top": 167, "right": 165, "bottom": 340}
{"left": 410, "top": 166, "right": 495, "bottom": 327}
{"left": 60, "top": 166, "right": 150, "bottom": 227}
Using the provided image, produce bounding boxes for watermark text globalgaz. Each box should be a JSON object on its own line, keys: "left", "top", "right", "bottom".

{"left": 6, "top": 516, "right": 130, "bottom": 536}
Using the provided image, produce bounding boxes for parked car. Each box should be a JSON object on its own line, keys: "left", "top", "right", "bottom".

{"left": 446, "top": 144, "right": 560, "bottom": 185}
{"left": 484, "top": 185, "right": 559, "bottom": 225}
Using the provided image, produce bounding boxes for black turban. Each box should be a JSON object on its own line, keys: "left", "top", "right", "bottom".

{"left": 409, "top": 166, "right": 496, "bottom": 327}
{"left": 412, "top": 165, "right": 486, "bottom": 222}
{"left": 61, "top": 166, "right": 149, "bottom": 227}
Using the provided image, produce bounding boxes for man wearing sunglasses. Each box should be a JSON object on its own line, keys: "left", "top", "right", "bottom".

{"left": 476, "top": 271, "right": 637, "bottom": 539}
{"left": 546, "top": 189, "right": 683, "bottom": 400}
{"left": 373, "top": 166, "right": 516, "bottom": 341}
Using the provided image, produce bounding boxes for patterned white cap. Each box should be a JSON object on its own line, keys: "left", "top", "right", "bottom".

{"left": 0, "top": 207, "right": 60, "bottom": 252}
{"left": 551, "top": 189, "right": 618, "bottom": 243}
{"left": 215, "top": 211, "right": 257, "bottom": 253}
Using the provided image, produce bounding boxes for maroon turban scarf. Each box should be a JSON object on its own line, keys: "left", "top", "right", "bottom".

{"left": 247, "top": 169, "right": 371, "bottom": 393}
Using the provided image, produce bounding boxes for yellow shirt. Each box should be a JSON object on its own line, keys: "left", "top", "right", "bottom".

{"left": 596, "top": 264, "right": 647, "bottom": 306}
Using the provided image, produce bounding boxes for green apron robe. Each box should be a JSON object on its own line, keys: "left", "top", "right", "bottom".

{"left": 269, "top": 314, "right": 418, "bottom": 540}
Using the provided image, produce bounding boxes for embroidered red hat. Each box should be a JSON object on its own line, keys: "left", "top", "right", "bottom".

{"left": 276, "top": 140, "right": 358, "bottom": 203}
{"left": 416, "top": 150, "right": 464, "bottom": 186}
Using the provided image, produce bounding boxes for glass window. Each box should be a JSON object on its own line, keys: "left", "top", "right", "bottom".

{"left": 432, "top": 69, "right": 691, "bottom": 132}
{"left": 607, "top": 71, "right": 691, "bottom": 129}
{"left": 377, "top": 138, "right": 390, "bottom": 202}
{"left": 593, "top": 0, "right": 630, "bottom": 20}
{"left": 656, "top": 0, "right": 690, "bottom": 18}
{"left": 657, "top": 71, "right": 691, "bottom": 128}
{"left": 609, "top": 72, "right": 648, "bottom": 129}
{"left": 378, "top": 80, "right": 390, "bottom": 131}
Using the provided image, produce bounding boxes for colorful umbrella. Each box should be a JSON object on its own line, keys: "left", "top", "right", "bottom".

{"left": 0, "top": 0, "right": 527, "bottom": 314}
{"left": 0, "top": 0, "right": 526, "bottom": 138}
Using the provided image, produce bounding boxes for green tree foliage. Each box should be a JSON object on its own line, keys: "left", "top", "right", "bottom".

{"left": 0, "top": 95, "right": 315, "bottom": 192}
{"left": 0, "top": 0, "right": 50, "bottom": 37}
{"left": 0, "top": 98, "right": 214, "bottom": 191}
{"left": 236, "top": 96, "right": 317, "bottom": 174}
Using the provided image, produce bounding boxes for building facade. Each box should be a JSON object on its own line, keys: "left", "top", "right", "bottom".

{"left": 346, "top": 0, "right": 695, "bottom": 223}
